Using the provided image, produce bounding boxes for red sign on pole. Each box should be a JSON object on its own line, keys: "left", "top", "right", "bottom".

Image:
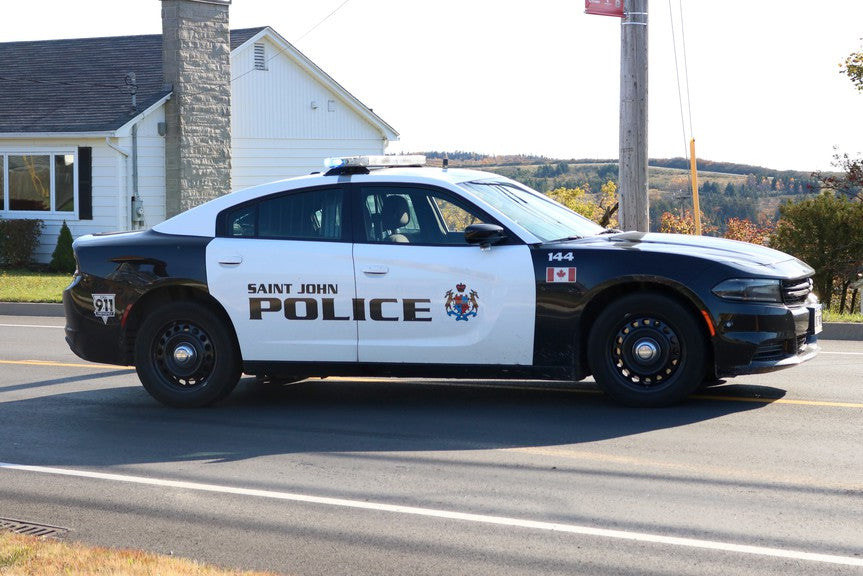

{"left": 585, "top": 0, "right": 624, "bottom": 17}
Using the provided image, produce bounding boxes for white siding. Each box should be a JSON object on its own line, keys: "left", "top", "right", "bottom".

{"left": 231, "top": 36, "right": 388, "bottom": 190}
{"left": 0, "top": 108, "right": 166, "bottom": 263}
{"left": 131, "top": 110, "right": 168, "bottom": 228}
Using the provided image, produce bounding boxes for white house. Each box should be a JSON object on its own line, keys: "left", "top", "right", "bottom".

{"left": 0, "top": 0, "right": 397, "bottom": 263}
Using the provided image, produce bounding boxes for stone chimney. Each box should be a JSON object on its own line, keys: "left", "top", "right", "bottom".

{"left": 161, "top": 0, "right": 232, "bottom": 218}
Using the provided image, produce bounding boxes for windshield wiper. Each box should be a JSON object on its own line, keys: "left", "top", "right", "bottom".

{"left": 597, "top": 228, "right": 623, "bottom": 235}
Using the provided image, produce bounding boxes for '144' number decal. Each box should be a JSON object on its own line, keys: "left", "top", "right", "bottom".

{"left": 548, "top": 252, "right": 574, "bottom": 262}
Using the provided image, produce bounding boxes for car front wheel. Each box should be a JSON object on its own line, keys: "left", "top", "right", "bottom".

{"left": 587, "top": 293, "right": 707, "bottom": 407}
{"left": 134, "top": 301, "right": 240, "bottom": 407}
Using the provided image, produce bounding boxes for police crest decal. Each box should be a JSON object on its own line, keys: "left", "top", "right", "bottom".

{"left": 444, "top": 283, "right": 478, "bottom": 321}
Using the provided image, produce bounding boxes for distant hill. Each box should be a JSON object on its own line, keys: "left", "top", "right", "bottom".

{"left": 418, "top": 151, "right": 822, "bottom": 232}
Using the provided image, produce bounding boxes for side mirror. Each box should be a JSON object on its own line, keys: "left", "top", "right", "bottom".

{"left": 465, "top": 223, "right": 506, "bottom": 247}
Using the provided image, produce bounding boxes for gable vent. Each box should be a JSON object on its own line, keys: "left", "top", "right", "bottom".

{"left": 254, "top": 43, "right": 268, "bottom": 71}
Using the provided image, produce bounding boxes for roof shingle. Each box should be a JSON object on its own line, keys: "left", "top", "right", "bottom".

{"left": 0, "top": 27, "right": 265, "bottom": 134}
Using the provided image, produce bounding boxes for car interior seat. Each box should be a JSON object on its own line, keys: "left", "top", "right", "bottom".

{"left": 381, "top": 195, "right": 411, "bottom": 243}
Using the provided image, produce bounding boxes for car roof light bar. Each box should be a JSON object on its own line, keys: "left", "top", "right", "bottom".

{"left": 323, "top": 155, "right": 426, "bottom": 175}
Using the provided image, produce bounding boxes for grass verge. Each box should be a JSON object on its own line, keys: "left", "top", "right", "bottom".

{"left": 0, "top": 532, "right": 281, "bottom": 576}
{"left": 0, "top": 269, "right": 71, "bottom": 303}
{"left": 823, "top": 308, "right": 863, "bottom": 323}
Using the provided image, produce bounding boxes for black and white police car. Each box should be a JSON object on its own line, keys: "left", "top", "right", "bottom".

{"left": 63, "top": 155, "right": 821, "bottom": 408}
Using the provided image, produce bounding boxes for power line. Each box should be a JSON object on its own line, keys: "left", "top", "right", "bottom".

{"left": 679, "top": 0, "right": 694, "bottom": 141}
{"left": 296, "top": 0, "right": 352, "bottom": 43}
{"left": 668, "top": 0, "right": 689, "bottom": 158}
{"left": 231, "top": 1, "right": 353, "bottom": 84}
{"left": 668, "top": 0, "right": 695, "bottom": 159}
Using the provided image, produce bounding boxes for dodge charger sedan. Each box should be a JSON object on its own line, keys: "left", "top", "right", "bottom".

{"left": 63, "top": 155, "right": 821, "bottom": 407}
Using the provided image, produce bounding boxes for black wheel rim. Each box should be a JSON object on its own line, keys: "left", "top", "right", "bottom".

{"left": 151, "top": 320, "right": 216, "bottom": 390}
{"left": 610, "top": 316, "right": 682, "bottom": 390}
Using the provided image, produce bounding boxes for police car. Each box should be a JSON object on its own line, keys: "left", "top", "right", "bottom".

{"left": 63, "top": 155, "right": 821, "bottom": 408}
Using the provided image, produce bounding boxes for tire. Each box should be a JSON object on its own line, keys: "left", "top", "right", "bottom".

{"left": 134, "top": 301, "right": 241, "bottom": 408}
{"left": 587, "top": 293, "right": 707, "bottom": 407}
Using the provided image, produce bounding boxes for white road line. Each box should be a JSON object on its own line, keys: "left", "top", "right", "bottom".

{"left": 1, "top": 462, "right": 860, "bottom": 567}
{"left": 820, "top": 351, "right": 863, "bottom": 355}
{"left": 0, "top": 324, "right": 64, "bottom": 329}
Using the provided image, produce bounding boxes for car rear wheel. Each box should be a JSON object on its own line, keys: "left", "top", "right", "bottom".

{"left": 134, "top": 301, "right": 240, "bottom": 407}
{"left": 587, "top": 293, "right": 706, "bottom": 407}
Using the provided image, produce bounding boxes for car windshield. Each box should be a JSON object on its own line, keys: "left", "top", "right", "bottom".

{"left": 458, "top": 178, "right": 605, "bottom": 242}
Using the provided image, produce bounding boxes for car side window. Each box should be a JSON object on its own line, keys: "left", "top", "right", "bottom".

{"left": 359, "top": 186, "right": 485, "bottom": 246}
{"left": 222, "top": 187, "right": 343, "bottom": 240}
{"left": 433, "top": 197, "right": 482, "bottom": 234}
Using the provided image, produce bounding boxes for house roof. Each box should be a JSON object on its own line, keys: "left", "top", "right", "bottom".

{"left": 0, "top": 28, "right": 265, "bottom": 134}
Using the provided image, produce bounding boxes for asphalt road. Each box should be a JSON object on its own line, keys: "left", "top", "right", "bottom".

{"left": 0, "top": 315, "right": 861, "bottom": 576}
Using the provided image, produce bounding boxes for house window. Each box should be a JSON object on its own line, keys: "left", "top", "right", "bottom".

{"left": 254, "top": 43, "right": 267, "bottom": 71}
{"left": 1, "top": 152, "right": 75, "bottom": 213}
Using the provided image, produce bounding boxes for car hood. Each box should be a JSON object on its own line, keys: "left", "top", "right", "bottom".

{"left": 574, "top": 231, "right": 814, "bottom": 277}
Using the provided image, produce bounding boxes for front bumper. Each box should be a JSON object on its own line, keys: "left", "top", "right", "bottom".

{"left": 712, "top": 301, "right": 820, "bottom": 377}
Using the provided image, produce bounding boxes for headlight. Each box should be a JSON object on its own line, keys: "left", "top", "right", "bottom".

{"left": 712, "top": 278, "right": 782, "bottom": 303}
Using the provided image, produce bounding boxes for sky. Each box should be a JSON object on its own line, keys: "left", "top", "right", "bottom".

{"left": 2, "top": 1, "right": 862, "bottom": 171}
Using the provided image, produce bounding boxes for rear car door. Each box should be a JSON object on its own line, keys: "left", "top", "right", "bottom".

{"left": 207, "top": 185, "right": 358, "bottom": 362}
{"left": 352, "top": 184, "right": 535, "bottom": 365}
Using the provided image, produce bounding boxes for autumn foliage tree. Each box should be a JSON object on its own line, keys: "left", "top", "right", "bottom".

{"left": 547, "top": 180, "right": 619, "bottom": 228}
{"left": 771, "top": 192, "right": 863, "bottom": 310}
{"left": 840, "top": 48, "right": 863, "bottom": 91}
{"left": 723, "top": 217, "right": 774, "bottom": 245}
{"left": 657, "top": 210, "right": 717, "bottom": 236}
{"left": 816, "top": 150, "right": 863, "bottom": 202}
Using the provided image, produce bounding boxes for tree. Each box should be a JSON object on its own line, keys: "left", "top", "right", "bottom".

{"left": 840, "top": 48, "right": 863, "bottom": 91}
{"left": 771, "top": 193, "right": 863, "bottom": 309}
{"left": 658, "top": 210, "right": 716, "bottom": 236}
{"left": 723, "top": 217, "right": 773, "bottom": 246}
{"left": 547, "top": 180, "right": 619, "bottom": 229}
{"left": 597, "top": 180, "right": 619, "bottom": 229}
{"left": 50, "top": 220, "right": 76, "bottom": 273}
{"left": 816, "top": 150, "right": 863, "bottom": 202}
{"left": 547, "top": 185, "right": 598, "bottom": 220}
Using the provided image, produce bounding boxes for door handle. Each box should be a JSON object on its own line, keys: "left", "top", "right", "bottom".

{"left": 362, "top": 265, "right": 389, "bottom": 275}
{"left": 217, "top": 254, "right": 243, "bottom": 265}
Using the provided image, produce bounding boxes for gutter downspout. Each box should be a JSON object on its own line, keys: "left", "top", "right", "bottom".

{"left": 105, "top": 136, "right": 131, "bottom": 231}
{"left": 131, "top": 124, "right": 142, "bottom": 229}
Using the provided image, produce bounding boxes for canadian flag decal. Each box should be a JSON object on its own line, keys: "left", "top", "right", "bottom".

{"left": 546, "top": 267, "right": 577, "bottom": 283}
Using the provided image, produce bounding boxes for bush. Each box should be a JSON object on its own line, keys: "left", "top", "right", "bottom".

{"left": 0, "top": 218, "right": 44, "bottom": 268}
{"left": 50, "top": 220, "right": 76, "bottom": 273}
{"left": 771, "top": 192, "right": 863, "bottom": 309}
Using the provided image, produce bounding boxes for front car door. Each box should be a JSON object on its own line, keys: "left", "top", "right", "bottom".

{"left": 352, "top": 184, "right": 535, "bottom": 366}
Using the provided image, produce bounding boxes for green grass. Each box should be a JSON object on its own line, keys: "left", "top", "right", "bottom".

{"left": 0, "top": 269, "right": 72, "bottom": 303}
{"left": 823, "top": 308, "right": 863, "bottom": 323}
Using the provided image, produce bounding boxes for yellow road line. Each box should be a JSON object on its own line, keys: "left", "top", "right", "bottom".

{"left": 691, "top": 393, "right": 863, "bottom": 409}
{"left": 0, "top": 359, "right": 129, "bottom": 370}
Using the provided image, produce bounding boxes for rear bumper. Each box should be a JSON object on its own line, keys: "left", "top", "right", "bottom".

{"left": 63, "top": 280, "right": 127, "bottom": 366}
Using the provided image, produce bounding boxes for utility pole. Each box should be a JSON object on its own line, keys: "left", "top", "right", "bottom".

{"left": 619, "top": 0, "right": 649, "bottom": 232}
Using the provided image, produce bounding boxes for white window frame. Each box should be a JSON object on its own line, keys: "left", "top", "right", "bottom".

{"left": 0, "top": 149, "right": 78, "bottom": 219}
